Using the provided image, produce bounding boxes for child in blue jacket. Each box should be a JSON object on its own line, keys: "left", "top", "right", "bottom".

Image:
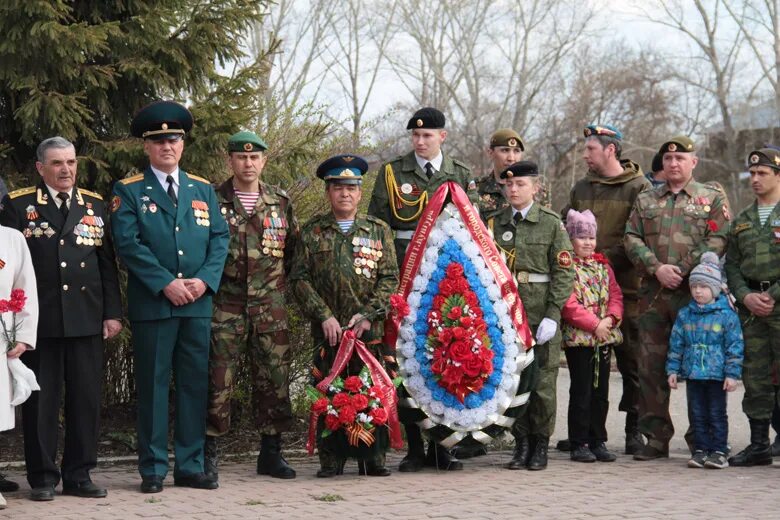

{"left": 666, "top": 252, "right": 744, "bottom": 469}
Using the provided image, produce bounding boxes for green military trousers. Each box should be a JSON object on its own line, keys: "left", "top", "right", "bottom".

{"left": 512, "top": 327, "right": 561, "bottom": 438}
{"left": 740, "top": 308, "right": 780, "bottom": 420}
{"left": 132, "top": 317, "right": 211, "bottom": 478}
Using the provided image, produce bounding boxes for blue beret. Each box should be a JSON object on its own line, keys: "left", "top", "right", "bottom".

{"left": 584, "top": 124, "right": 622, "bottom": 140}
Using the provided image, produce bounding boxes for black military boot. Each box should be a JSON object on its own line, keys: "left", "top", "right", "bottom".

{"left": 204, "top": 435, "right": 218, "bottom": 481}
{"left": 527, "top": 436, "right": 549, "bottom": 470}
{"left": 505, "top": 435, "right": 532, "bottom": 470}
{"left": 425, "top": 441, "right": 464, "bottom": 470}
{"left": 398, "top": 424, "right": 425, "bottom": 472}
{"left": 729, "top": 418, "right": 773, "bottom": 467}
{"left": 257, "top": 434, "right": 296, "bottom": 479}
{"left": 624, "top": 412, "right": 645, "bottom": 455}
{"left": 771, "top": 435, "right": 780, "bottom": 457}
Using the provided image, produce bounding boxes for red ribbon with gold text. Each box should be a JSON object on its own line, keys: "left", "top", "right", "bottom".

{"left": 384, "top": 181, "right": 533, "bottom": 351}
{"left": 306, "top": 330, "right": 403, "bottom": 455}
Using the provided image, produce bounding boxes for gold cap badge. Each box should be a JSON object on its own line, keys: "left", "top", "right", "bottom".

{"left": 161, "top": 122, "right": 168, "bottom": 130}
{"left": 667, "top": 143, "right": 677, "bottom": 152}
{"left": 416, "top": 119, "right": 423, "bottom": 127}
{"left": 508, "top": 138, "right": 517, "bottom": 147}
{"left": 243, "top": 142, "right": 253, "bottom": 151}
{"left": 750, "top": 154, "right": 760, "bottom": 164}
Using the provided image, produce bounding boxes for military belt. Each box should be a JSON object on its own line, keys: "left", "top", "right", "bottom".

{"left": 394, "top": 229, "right": 414, "bottom": 240}
{"left": 516, "top": 271, "right": 550, "bottom": 284}
{"left": 746, "top": 278, "right": 779, "bottom": 292}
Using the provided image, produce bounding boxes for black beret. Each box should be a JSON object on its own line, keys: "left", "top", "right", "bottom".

{"left": 406, "top": 107, "right": 445, "bottom": 130}
{"left": 500, "top": 161, "right": 539, "bottom": 179}
{"left": 651, "top": 152, "right": 663, "bottom": 173}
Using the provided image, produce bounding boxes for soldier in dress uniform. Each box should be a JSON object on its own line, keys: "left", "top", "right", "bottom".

{"left": 624, "top": 136, "right": 729, "bottom": 460}
{"left": 290, "top": 154, "right": 399, "bottom": 477}
{"left": 367, "top": 107, "right": 477, "bottom": 472}
{"left": 204, "top": 131, "right": 298, "bottom": 481}
{"left": 0, "top": 136, "right": 122, "bottom": 501}
{"left": 110, "top": 101, "right": 229, "bottom": 493}
{"left": 489, "top": 161, "right": 574, "bottom": 470}
{"left": 724, "top": 148, "right": 780, "bottom": 467}
{"left": 477, "top": 128, "right": 524, "bottom": 221}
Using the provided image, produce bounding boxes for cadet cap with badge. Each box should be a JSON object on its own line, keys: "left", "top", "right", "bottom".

{"left": 583, "top": 124, "right": 623, "bottom": 140}
{"left": 406, "top": 107, "right": 446, "bottom": 130}
{"left": 130, "top": 100, "right": 193, "bottom": 141}
{"left": 228, "top": 130, "right": 268, "bottom": 153}
{"left": 659, "top": 135, "right": 695, "bottom": 155}
{"left": 316, "top": 154, "right": 369, "bottom": 185}
{"left": 490, "top": 128, "right": 525, "bottom": 150}
{"left": 500, "top": 160, "right": 539, "bottom": 180}
{"left": 747, "top": 147, "right": 780, "bottom": 171}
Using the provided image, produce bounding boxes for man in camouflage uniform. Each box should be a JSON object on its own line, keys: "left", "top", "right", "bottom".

{"left": 724, "top": 147, "right": 780, "bottom": 467}
{"left": 290, "top": 154, "right": 399, "bottom": 477}
{"left": 368, "top": 107, "right": 476, "bottom": 471}
{"left": 489, "top": 161, "right": 574, "bottom": 470}
{"left": 205, "top": 131, "right": 298, "bottom": 480}
{"left": 624, "top": 136, "right": 729, "bottom": 460}
{"left": 560, "top": 124, "right": 651, "bottom": 455}
{"left": 477, "top": 128, "right": 524, "bottom": 221}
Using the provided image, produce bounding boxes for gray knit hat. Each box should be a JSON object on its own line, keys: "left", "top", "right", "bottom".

{"left": 689, "top": 252, "right": 722, "bottom": 297}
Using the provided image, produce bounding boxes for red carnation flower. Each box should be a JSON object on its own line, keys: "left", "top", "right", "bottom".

{"left": 9, "top": 289, "right": 26, "bottom": 313}
{"left": 0, "top": 301, "right": 9, "bottom": 314}
{"left": 446, "top": 263, "right": 464, "bottom": 278}
{"left": 332, "top": 392, "right": 351, "bottom": 408}
{"left": 371, "top": 408, "right": 388, "bottom": 425}
{"left": 338, "top": 405, "right": 357, "bottom": 424}
{"left": 324, "top": 413, "right": 341, "bottom": 431}
{"left": 351, "top": 393, "right": 369, "bottom": 411}
{"left": 343, "top": 376, "right": 364, "bottom": 393}
{"left": 390, "top": 294, "right": 410, "bottom": 318}
{"left": 311, "top": 397, "right": 330, "bottom": 414}
{"left": 368, "top": 385, "right": 384, "bottom": 400}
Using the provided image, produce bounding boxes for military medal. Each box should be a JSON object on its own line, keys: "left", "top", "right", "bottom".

{"left": 401, "top": 183, "right": 413, "bottom": 195}
{"left": 44, "top": 227, "right": 55, "bottom": 238}
{"left": 33, "top": 227, "right": 43, "bottom": 238}
{"left": 141, "top": 203, "right": 148, "bottom": 213}
{"left": 192, "top": 200, "right": 210, "bottom": 226}
{"left": 149, "top": 203, "right": 158, "bottom": 213}
{"left": 26, "top": 205, "right": 38, "bottom": 220}
{"left": 502, "top": 231, "right": 513, "bottom": 241}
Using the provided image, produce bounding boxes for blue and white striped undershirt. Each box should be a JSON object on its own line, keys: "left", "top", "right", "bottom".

{"left": 757, "top": 205, "right": 774, "bottom": 226}
{"left": 336, "top": 220, "right": 354, "bottom": 233}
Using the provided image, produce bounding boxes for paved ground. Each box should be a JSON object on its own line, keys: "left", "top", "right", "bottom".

{"left": 2, "top": 368, "right": 778, "bottom": 519}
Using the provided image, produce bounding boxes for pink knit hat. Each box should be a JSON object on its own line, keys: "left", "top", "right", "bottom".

{"left": 565, "top": 209, "right": 597, "bottom": 239}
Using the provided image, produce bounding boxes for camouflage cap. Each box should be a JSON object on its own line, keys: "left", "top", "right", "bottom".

{"left": 659, "top": 135, "right": 695, "bottom": 154}
{"left": 490, "top": 128, "right": 525, "bottom": 150}
{"left": 407, "top": 107, "right": 446, "bottom": 130}
{"left": 747, "top": 147, "right": 780, "bottom": 171}
{"left": 316, "top": 154, "right": 368, "bottom": 185}
{"left": 228, "top": 131, "right": 268, "bottom": 153}
{"left": 500, "top": 160, "right": 538, "bottom": 179}
{"left": 583, "top": 124, "right": 622, "bottom": 140}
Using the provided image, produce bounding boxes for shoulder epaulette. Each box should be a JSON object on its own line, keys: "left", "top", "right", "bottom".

{"left": 7, "top": 186, "right": 35, "bottom": 199}
{"left": 119, "top": 174, "right": 144, "bottom": 185}
{"left": 702, "top": 181, "right": 724, "bottom": 193}
{"left": 452, "top": 158, "right": 472, "bottom": 170}
{"left": 78, "top": 188, "right": 103, "bottom": 200}
{"left": 365, "top": 214, "right": 390, "bottom": 227}
{"left": 268, "top": 184, "right": 290, "bottom": 200}
{"left": 188, "top": 174, "right": 210, "bottom": 184}
{"left": 539, "top": 205, "right": 562, "bottom": 218}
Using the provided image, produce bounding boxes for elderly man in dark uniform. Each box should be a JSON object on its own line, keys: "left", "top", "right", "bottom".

{"left": 0, "top": 136, "right": 123, "bottom": 501}
{"left": 111, "top": 101, "right": 229, "bottom": 493}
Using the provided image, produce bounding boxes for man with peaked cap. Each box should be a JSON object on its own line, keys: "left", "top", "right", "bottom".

{"left": 558, "top": 124, "right": 651, "bottom": 456}
{"left": 624, "top": 135, "right": 729, "bottom": 460}
{"left": 0, "top": 137, "right": 122, "bottom": 501}
{"left": 477, "top": 128, "right": 525, "bottom": 221}
{"left": 488, "top": 160, "right": 574, "bottom": 470}
{"left": 368, "top": 107, "right": 477, "bottom": 472}
{"left": 725, "top": 147, "right": 780, "bottom": 467}
{"left": 111, "top": 101, "right": 229, "bottom": 493}
{"left": 204, "top": 131, "right": 299, "bottom": 481}
{"left": 290, "top": 154, "right": 399, "bottom": 477}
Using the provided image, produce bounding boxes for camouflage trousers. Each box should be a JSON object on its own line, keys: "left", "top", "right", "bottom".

{"left": 637, "top": 281, "right": 690, "bottom": 449}
{"left": 207, "top": 313, "right": 293, "bottom": 437}
{"left": 614, "top": 298, "right": 640, "bottom": 429}
{"left": 512, "top": 327, "right": 561, "bottom": 437}
{"left": 739, "top": 308, "right": 780, "bottom": 420}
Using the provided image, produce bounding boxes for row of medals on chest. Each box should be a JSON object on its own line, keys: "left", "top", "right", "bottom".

{"left": 24, "top": 204, "right": 104, "bottom": 245}
{"left": 352, "top": 236, "right": 383, "bottom": 279}
{"left": 220, "top": 206, "right": 287, "bottom": 258}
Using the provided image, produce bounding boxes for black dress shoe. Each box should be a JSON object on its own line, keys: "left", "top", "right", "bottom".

{"left": 357, "top": 462, "right": 391, "bottom": 477}
{"left": 30, "top": 485, "right": 55, "bottom": 501}
{"left": 425, "top": 442, "right": 463, "bottom": 471}
{"left": 140, "top": 476, "right": 164, "bottom": 494}
{"left": 63, "top": 480, "right": 108, "bottom": 498}
{"left": 173, "top": 472, "right": 218, "bottom": 490}
{"left": 0, "top": 474, "right": 19, "bottom": 493}
{"left": 398, "top": 453, "right": 425, "bottom": 472}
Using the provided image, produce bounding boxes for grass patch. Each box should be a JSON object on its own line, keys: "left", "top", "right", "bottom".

{"left": 313, "top": 493, "right": 344, "bottom": 502}
{"left": 245, "top": 499, "right": 265, "bottom": 506}
{"left": 145, "top": 497, "right": 161, "bottom": 504}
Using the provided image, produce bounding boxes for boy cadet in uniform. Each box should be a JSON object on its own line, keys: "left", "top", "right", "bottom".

{"left": 205, "top": 131, "right": 298, "bottom": 481}
{"left": 624, "top": 136, "right": 729, "bottom": 460}
{"left": 725, "top": 148, "right": 780, "bottom": 467}
{"left": 368, "top": 107, "right": 477, "bottom": 472}
{"left": 111, "top": 101, "right": 230, "bottom": 493}
{"left": 490, "top": 161, "right": 575, "bottom": 470}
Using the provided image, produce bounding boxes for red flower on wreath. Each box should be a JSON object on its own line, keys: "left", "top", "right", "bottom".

{"left": 343, "top": 376, "right": 364, "bottom": 392}
{"left": 325, "top": 413, "right": 341, "bottom": 431}
{"left": 332, "top": 392, "right": 351, "bottom": 408}
{"left": 371, "top": 408, "right": 388, "bottom": 425}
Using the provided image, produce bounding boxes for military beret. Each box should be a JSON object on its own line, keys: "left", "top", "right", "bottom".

{"left": 651, "top": 152, "right": 663, "bottom": 173}
{"left": 747, "top": 147, "right": 780, "bottom": 171}
{"left": 228, "top": 131, "right": 268, "bottom": 153}
{"left": 583, "top": 124, "right": 622, "bottom": 140}
{"left": 316, "top": 154, "right": 368, "bottom": 184}
{"left": 500, "top": 160, "right": 538, "bottom": 180}
{"left": 659, "top": 135, "right": 695, "bottom": 154}
{"left": 131, "top": 100, "right": 193, "bottom": 139}
{"left": 407, "top": 107, "right": 446, "bottom": 130}
{"left": 490, "top": 128, "right": 525, "bottom": 150}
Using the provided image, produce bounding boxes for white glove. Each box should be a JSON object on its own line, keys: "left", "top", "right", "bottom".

{"left": 535, "top": 318, "right": 558, "bottom": 345}
{"left": 8, "top": 357, "right": 40, "bottom": 406}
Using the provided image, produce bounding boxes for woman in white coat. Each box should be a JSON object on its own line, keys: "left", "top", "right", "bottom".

{"left": 0, "top": 224, "right": 38, "bottom": 508}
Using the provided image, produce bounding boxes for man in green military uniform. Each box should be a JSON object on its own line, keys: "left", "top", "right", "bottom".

{"left": 725, "top": 147, "right": 780, "bottom": 467}
{"left": 477, "top": 128, "right": 524, "bottom": 221}
{"left": 204, "top": 131, "right": 298, "bottom": 481}
{"left": 490, "top": 161, "right": 575, "bottom": 470}
{"left": 111, "top": 101, "right": 230, "bottom": 493}
{"left": 624, "top": 136, "right": 729, "bottom": 460}
{"left": 368, "top": 107, "right": 476, "bottom": 472}
{"left": 559, "top": 124, "right": 650, "bottom": 455}
{"left": 290, "top": 154, "right": 399, "bottom": 477}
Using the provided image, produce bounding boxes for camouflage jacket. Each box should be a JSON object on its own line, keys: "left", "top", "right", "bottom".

{"left": 624, "top": 179, "right": 729, "bottom": 278}
{"left": 289, "top": 212, "right": 399, "bottom": 342}
{"left": 489, "top": 204, "right": 575, "bottom": 326}
{"left": 477, "top": 173, "right": 508, "bottom": 221}
{"left": 212, "top": 179, "right": 299, "bottom": 332}
{"left": 724, "top": 201, "right": 780, "bottom": 304}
